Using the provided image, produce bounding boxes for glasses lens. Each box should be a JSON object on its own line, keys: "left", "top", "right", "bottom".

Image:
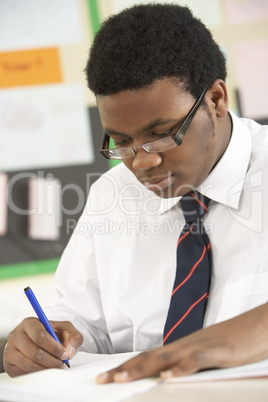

{"left": 102, "top": 135, "right": 177, "bottom": 159}
{"left": 143, "top": 136, "right": 177, "bottom": 153}
{"left": 106, "top": 147, "right": 135, "bottom": 160}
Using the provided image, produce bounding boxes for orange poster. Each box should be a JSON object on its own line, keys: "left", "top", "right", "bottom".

{"left": 0, "top": 48, "right": 62, "bottom": 88}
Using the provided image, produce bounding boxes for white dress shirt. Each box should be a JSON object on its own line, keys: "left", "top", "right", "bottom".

{"left": 45, "top": 112, "right": 268, "bottom": 354}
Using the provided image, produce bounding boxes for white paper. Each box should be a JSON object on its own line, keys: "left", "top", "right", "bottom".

{"left": 0, "top": 84, "right": 94, "bottom": 171}
{"left": 28, "top": 176, "right": 61, "bottom": 240}
{"left": 1, "top": 351, "right": 268, "bottom": 401}
{"left": 0, "top": 172, "right": 8, "bottom": 236}
{"left": 165, "top": 358, "right": 268, "bottom": 383}
{"left": 0, "top": 0, "right": 82, "bottom": 52}
{"left": 0, "top": 352, "right": 157, "bottom": 402}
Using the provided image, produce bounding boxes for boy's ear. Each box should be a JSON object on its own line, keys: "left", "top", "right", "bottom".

{"left": 207, "top": 79, "right": 229, "bottom": 118}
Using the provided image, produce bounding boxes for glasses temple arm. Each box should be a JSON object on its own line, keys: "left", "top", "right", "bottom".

{"left": 172, "top": 88, "right": 207, "bottom": 145}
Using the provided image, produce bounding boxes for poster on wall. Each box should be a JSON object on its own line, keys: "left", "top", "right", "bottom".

{"left": 0, "top": 83, "right": 95, "bottom": 171}
{"left": 223, "top": 0, "right": 268, "bottom": 25}
{"left": 0, "top": 0, "right": 82, "bottom": 51}
{"left": 233, "top": 39, "right": 268, "bottom": 120}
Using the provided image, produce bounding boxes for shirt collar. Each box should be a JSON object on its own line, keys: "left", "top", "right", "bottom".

{"left": 159, "top": 111, "right": 252, "bottom": 214}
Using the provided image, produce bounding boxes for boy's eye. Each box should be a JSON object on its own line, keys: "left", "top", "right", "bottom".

{"left": 111, "top": 125, "right": 175, "bottom": 147}
{"left": 114, "top": 137, "right": 131, "bottom": 147}
{"left": 154, "top": 128, "right": 173, "bottom": 137}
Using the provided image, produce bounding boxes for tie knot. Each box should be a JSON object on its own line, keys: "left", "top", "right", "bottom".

{"left": 180, "top": 191, "right": 210, "bottom": 223}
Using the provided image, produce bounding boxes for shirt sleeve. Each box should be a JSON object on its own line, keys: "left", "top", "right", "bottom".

{"left": 44, "top": 188, "right": 114, "bottom": 354}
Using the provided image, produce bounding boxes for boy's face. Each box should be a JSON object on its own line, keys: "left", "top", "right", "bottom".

{"left": 97, "top": 78, "right": 229, "bottom": 198}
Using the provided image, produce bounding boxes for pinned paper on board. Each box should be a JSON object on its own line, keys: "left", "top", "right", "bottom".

{"left": 28, "top": 176, "right": 62, "bottom": 240}
{"left": 0, "top": 0, "right": 82, "bottom": 52}
{"left": 0, "top": 48, "right": 62, "bottom": 88}
{"left": 233, "top": 39, "right": 268, "bottom": 120}
{"left": 0, "top": 83, "right": 95, "bottom": 171}
{"left": 223, "top": 0, "right": 268, "bottom": 24}
{"left": 0, "top": 173, "right": 8, "bottom": 236}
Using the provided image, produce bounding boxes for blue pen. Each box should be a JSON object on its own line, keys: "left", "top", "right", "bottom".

{"left": 24, "top": 286, "right": 70, "bottom": 368}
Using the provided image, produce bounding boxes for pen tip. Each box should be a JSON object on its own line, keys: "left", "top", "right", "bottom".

{"left": 66, "top": 362, "right": 70, "bottom": 368}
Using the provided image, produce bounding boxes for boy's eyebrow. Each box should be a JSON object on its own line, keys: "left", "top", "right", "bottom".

{"left": 105, "top": 128, "right": 126, "bottom": 136}
{"left": 105, "top": 117, "right": 178, "bottom": 136}
{"left": 139, "top": 117, "right": 178, "bottom": 133}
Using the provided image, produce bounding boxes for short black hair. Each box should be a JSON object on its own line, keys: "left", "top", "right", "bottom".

{"left": 85, "top": 3, "right": 227, "bottom": 98}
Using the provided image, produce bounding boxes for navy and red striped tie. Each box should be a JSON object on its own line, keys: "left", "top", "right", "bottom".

{"left": 163, "top": 191, "right": 211, "bottom": 344}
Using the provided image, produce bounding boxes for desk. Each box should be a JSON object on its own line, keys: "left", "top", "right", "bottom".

{"left": 1, "top": 372, "right": 268, "bottom": 402}
{"left": 125, "top": 378, "right": 268, "bottom": 402}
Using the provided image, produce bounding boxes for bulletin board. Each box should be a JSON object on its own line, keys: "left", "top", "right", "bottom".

{"left": 0, "top": 0, "right": 109, "bottom": 279}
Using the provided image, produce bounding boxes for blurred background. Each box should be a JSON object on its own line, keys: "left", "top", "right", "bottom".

{"left": 0, "top": 0, "right": 268, "bottom": 371}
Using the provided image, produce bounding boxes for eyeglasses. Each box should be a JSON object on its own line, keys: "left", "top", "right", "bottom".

{"left": 100, "top": 88, "right": 207, "bottom": 160}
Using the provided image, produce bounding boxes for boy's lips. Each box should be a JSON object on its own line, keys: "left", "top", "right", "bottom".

{"left": 142, "top": 175, "right": 173, "bottom": 191}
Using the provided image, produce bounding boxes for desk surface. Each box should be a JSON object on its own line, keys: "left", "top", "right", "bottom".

{"left": 125, "top": 378, "right": 268, "bottom": 402}
{"left": 1, "top": 372, "right": 268, "bottom": 402}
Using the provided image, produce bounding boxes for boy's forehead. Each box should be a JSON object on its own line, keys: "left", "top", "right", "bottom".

{"left": 97, "top": 78, "right": 190, "bottom": 112}
{"left": 97, "top": 78, "right": 194, "bottom": 134}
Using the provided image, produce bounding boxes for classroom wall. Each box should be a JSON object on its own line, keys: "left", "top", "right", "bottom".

{"left": 0, "top": 0, "right": 268, "bottom": 363}
{"left": 0, "top": 0, "right": 107, "bottom": 275}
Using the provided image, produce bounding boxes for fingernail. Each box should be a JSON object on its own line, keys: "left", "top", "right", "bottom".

{"left": 160, "top": 370, "right": 173, "bottom": 380}
{"left": 61, "top": 351, "right": 69, "bottom": 361}
{"left": 96, "top": 372, "right": 109, "bottom": 384}
{"left": 114, "top": 371, "right": 129, "bottom": 383}
{"left": 67, "top": 346, "right": 77, "bottom": 360}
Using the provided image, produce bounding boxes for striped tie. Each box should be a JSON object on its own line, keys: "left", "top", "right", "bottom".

{"left": 163, "top": 191, "right": 211, "bottom": 344}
